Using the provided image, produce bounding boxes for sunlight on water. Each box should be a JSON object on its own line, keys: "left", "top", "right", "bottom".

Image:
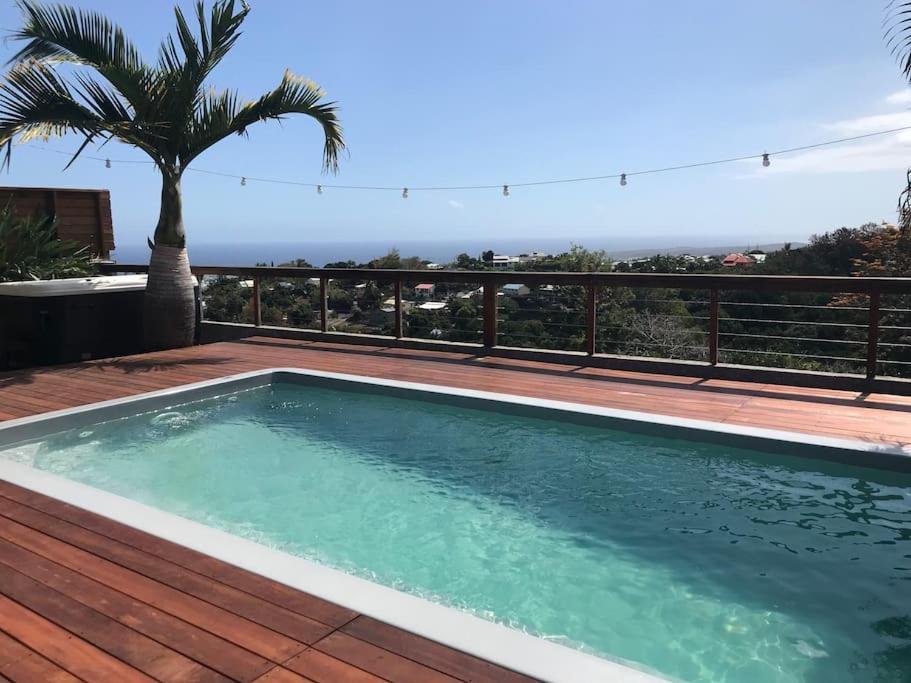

{"left": 2, "top": 383, "right": 910, "bottom": 682}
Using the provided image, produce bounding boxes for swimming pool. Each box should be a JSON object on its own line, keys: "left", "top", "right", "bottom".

{"left": 0, "top": 369, "right": 909, "bottom": 682}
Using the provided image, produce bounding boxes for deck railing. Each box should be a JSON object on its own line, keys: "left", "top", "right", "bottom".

{"left": 100, "top": 263, "right": 911, "bottom": 392}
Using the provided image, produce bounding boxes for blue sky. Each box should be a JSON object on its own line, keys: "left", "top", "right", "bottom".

{"left": 1, "top": 0, "right": 910, "bottom": 251}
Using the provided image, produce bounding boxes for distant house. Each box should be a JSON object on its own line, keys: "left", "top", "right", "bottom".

{"left": 721, "top": 253, "right": 756, "bottom": 268}
{"left": 747, "top": 250, "right": 767, "bottom": 264}
{"left": 417, "top": 301, "right": 447, "bottom": 311}
{"left": 383, "top": 297, "right": 413, "bottom": 311}
{"left": 458, "top": 287, "right": 484, "bottom": 300}
{"left": 413, "top": 283, "right": 435, "bottom": 298}
{"left": 426, "top": 262, "right": 444, "bottom": 270}
{"left": 353, "top": 282, "right": 368, "bottom": 298}
{"left": 502, "top": 283, "right": 530, "bottom": 297}
{"left": 536, "top": 284, "right": 556, "bottom": 300}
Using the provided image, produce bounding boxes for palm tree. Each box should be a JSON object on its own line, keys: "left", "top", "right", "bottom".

{"left": 885, "top": 1, "right": 911, "bottom": 235}
{"left": 0, "top": 0, "right": 344, "bottom": 349}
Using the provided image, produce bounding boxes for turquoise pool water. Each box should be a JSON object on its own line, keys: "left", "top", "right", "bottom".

{"left": 2, "top": 382, "right": 910, "bottom": 682}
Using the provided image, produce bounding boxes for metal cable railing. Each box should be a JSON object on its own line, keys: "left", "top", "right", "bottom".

{"left": 101, "top": 263, "right": 911, "bottom": 386}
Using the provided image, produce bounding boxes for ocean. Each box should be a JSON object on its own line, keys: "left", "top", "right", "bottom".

{"left": 110, "top": 237, "right": 795, "bottom": 268}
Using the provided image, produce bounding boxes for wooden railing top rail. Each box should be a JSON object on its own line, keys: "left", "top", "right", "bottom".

{"left": 100, "top": 263, "right": 911, "bottom": 294}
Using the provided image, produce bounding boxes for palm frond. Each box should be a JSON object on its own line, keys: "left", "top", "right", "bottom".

{"left": 183, "top": 70, "right": 345, "bottom": 171}
{"left": 0, "top": 60, "right": 145, "bottom": 168}
{"left": 9, "top": 0, "right": 154, "bottom": 114}
{"left": 157, "top": 0, "right": 250, "bottom": 121}
{"left": 885, "top": 1, "right": 911, "bottom": 78}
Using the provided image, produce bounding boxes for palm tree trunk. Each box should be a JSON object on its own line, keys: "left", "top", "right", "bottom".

{"left": 143, "top": 168, "right": 197, "bottom": 350}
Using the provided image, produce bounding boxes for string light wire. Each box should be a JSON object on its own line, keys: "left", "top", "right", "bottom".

{"left": 19, "top": 125, "right": 911, "bottom": 194}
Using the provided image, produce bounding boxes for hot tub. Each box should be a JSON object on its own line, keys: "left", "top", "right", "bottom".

{"left": 0, "top": 274, "right": 191, "bottom": 369}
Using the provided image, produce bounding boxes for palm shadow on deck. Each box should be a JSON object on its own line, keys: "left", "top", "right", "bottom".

{"left": 0, "top": 355, "right": 235, "bottom": 389}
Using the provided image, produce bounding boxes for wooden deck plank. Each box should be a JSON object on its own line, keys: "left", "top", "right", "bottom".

{"left": 252, "top": 666, "right": 317, "bottom": 682}
{"left": 0, "top": 496, "right": 335, "bottom": 646}
{"left": 0, "top": 535, "right": 275, "bottom": 682}
{"left": 0, "top": 516, "right": 308, "bottom": 664}
{"left": 281, "top": 648, "right": 385, "bottom": 683}
{"left": 0, "top": 594, "right": 153, "bottom": 682}
{"left": 0, "top": 562, "right": 223, "bottom": 682}
{"left": 0, "top": 481, "right": 358, "bottom": 629}
{"left": 313, "top": 632, "right": 462, "bottom": 683}
{"left": 342, "top": 616, "right": 537, "bottom": 683}
{"left": 0, "top": 631, "right": 79, "bottom": 683}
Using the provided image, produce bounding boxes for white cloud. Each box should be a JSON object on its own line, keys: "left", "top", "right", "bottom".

{"left": 759, "top": 135, "right": 911, "bottom": 175}
{"left": 739, "top": 98, "right": 911, "bottom": 177}
{"left": 822, "top": 110, "right": 911, "bottom": 135}
{"left": 447, "top": 199, "right": 464, "bottom": 209}
{"left": 886, "top": 89, "right": 911, "bottom": 105}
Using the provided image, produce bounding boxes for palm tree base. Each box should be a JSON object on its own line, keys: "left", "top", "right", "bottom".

{"left": 143, "top": 245, "right": 197, "bottom": 351}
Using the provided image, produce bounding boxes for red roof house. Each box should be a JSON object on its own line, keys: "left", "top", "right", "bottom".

{"left": 721, "top": 253, "right": 756, "bottom": 267}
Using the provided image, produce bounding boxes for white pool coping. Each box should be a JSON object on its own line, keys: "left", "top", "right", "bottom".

{"left": 0, "top": 367, "right": 907, "bottom": 682}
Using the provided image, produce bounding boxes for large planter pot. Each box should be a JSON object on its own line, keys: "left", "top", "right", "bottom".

{"left": 143, "top": 245, "right": 197, "bottom": 350}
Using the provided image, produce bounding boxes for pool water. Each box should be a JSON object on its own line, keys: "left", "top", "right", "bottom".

{"left": 2, "top": 382, "right": 910, "bottom": 682}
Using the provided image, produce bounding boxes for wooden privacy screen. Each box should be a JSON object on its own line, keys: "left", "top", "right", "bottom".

{"left": 0, "top": 186, "right": 114, "bottom": 259}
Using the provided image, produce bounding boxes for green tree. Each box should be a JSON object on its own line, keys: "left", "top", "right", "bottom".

{"left": 453, "top": 252, "right": 485, "bottom": 270}
{"left": 369, "top": 250, "right": 402, "bottom": 269}
{"left": 0, "top": 0, "right": 344, "bottom": 349}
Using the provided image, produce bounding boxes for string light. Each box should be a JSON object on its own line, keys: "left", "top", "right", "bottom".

{"left": 402, "top": 187, "right": 408, "bottom": 199}
{"left": 22, "top": 124, "right": 911, "bottom": 195}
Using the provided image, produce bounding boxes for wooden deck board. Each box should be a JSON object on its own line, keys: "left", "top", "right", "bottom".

{"left": 0, "top": 337, "right": 902, "bottom": 682}
{"left": 1, "top": 337, "right": 907, "bottom": 443}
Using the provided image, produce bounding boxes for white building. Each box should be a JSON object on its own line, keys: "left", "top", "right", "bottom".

{"left": 413, "top": 283, "right": 435, "bottom": 298}
{"left": 502, "top": 283, "right": 530, "bottom": 297}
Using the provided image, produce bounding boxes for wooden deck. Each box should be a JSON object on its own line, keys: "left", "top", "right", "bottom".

{"left": 1, "top": 336, "right": 909, "bottom": 445}
{"left": 0, "top": 336, "right": 908, "bottom": 683}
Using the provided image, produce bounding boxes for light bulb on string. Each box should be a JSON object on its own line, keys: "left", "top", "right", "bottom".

{"left": 502, "top": 185, "right": 510, "bottom": 197}
{"left": 105, "top": 158, "right": 111, "bottom": 169}
{"left": 402, "top": 187, "right": 409, "bottom": 199}
{"left": 762, "top": 152, "right": 770, "bottom": 168}
{"left": 240, "top": 176, "right": 246, "bottom": 186}
{"left": 620, "top": 173, "right": 627, "bottom": 187}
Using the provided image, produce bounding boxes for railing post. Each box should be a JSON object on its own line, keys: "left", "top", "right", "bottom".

{"left": 394, "top": 279, "right": 403, "bottom": 338}
{"left": 866, "top": 289, "right": 881, "bottom": 380}
{"left": 319, "top": 277, "right": 328, "bottom": 333}
{"left": 585, "top": 283, "right": 596, "bottom": 355}
{"left": 252, "top": 275, "right": 262, "bottom": 327}
{"left": 708, "top": 288, "right": 719, "bottom": 365}
{"left": 483, "top": 279, "right": 498, "bottom": 348}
